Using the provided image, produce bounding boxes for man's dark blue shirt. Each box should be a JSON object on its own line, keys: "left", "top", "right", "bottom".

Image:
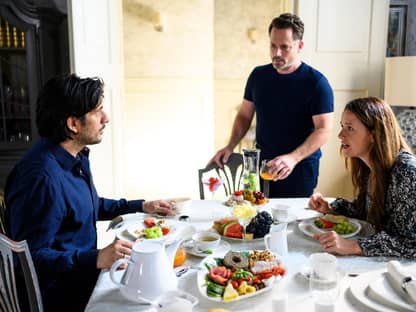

{"left": 5, "top": 138, "right": 143, "bottom": 310}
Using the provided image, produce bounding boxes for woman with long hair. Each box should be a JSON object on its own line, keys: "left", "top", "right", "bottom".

{"left": 309, "top": 96, "right": 416, "bottom": 258}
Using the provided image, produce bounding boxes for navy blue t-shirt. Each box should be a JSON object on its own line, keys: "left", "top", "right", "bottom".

{"left": 244, "top": 62, "right": 334, "bottom": 161}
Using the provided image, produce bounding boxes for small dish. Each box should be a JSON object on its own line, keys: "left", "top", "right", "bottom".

{"left": 183, "top": 240, "right": 231, "bottom": 258}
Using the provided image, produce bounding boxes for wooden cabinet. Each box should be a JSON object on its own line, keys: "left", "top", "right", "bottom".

{"left": 0, "top": 0, "right": 69, "bottom": 188}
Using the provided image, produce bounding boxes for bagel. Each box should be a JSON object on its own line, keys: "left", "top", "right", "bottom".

{"left": 223, "top": 251, "right": 248, "bottom": 270}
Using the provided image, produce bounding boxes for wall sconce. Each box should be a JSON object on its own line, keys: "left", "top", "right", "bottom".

{"left": 247, "top": 27, "right": 258, "bottom": 44}
{"left": 153, "top": 12, "right": 166, "bottom": 32}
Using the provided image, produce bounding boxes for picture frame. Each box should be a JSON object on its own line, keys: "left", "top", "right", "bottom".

{"left": 386, "top": 5, "right": 408, "bottom": 57}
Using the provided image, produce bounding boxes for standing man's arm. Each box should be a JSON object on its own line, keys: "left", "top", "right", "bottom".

{"left": 269, "top": 112, "right": 333, "bottom": 179}
{"left": 208, "top": 99, "right": 255, "bottom": 167}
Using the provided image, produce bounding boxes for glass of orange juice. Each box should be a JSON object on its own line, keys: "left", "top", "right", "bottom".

{"left": 260, "top": 159, "right": 277, "bottom": 198}
{"left": 173, "top": 248, "right": 187, "bottom": 267}
{"left": 260, "top": 159, "right": 278, "bottom": 180}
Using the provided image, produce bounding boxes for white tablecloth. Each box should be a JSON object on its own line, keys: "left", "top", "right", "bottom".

{"left": 85, "top": 198, "right": 415, "bottom": 312}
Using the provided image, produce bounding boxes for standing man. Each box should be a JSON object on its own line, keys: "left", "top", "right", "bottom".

{"left": 5, "top": 74, "right": 174, "bottom": 311}
{"left": 209, "top": 13, "right": 334, "bottom": 197}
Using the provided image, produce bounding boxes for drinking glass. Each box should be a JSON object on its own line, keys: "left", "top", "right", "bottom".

{"left": 309, "top": 253, "right": 340, "bottom": 311}
{"left": 202, "top": 177, "right": 223, "bottom": 200}
{"left": 232, "top": 204, "right": 256, "bottom": 239}
{"left": 260, "top": 159, "right": 277, "bottom": 197}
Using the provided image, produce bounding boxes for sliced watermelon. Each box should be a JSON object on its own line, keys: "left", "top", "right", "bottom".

{"left": 213, "top": 217, "right": 238, "bottom": 234}
{"left": 223, "top": 222, "right": 243, "bottom": 239}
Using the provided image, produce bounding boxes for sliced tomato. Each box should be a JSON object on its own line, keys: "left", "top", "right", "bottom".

{"left": 258, "top": 270, "right": 273, "bottom": 280}
{"left": 161, "top": 227, "right": 170, "bottom": 235}
{"left": 143, "top": 217, "right": 156, "bottom": 228}
{"left": 272, "top": 265, "right": 286, "bottom": 276}
{"left": 320, "top": 218, "right": 336, "bottom": 229}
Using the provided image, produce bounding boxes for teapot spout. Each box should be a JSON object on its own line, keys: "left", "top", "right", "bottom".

{"left": 165, "top": 238, "right": 183, "bottom": 267}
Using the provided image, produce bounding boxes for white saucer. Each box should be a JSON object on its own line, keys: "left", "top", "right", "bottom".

{"left": 296, "top": 266, "right": 345, "bottom": 282}
{"left": 183, "top": 240, "right": 231, "bottom": 258}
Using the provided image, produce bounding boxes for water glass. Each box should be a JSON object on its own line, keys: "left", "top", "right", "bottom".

{"left": 309, "top": 253, "right": 339, "bottom": 311}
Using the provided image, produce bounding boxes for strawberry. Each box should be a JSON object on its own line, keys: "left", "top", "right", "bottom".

{"left": 144, "top": 217, "right": 156, "bottom": 228}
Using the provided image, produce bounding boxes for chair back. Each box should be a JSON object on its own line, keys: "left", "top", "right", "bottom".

{"left": 0, "top": 194, "right": 6, "bottom": 235}
{"left": 395, "top": 107, "right": 416, "bottom": 152}
{"left": 0, "top": 233, "right": 43, "bottom": 312}
{"left": 198, "top": 153, "right": 244, "bottom": 199}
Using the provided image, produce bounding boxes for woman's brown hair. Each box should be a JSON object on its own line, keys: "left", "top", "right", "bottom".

{"left": 343, "top": 97, "right": 412, "bottom": 231}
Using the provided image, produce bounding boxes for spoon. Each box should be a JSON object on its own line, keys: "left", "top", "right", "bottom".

{"left": 137, "top": 292, "right": 162, "bottom": 307}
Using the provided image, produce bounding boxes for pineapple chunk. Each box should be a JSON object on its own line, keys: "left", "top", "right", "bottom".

{"left": 237, "top": 281, "right": 248, "bottom": 295}
{"left": 223, "top": 283, "right": 239, "bottom": 302}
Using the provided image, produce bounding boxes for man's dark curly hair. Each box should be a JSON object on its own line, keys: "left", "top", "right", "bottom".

{"left": 268, "top": 13, "right": 304, "bottom": 40}
{"left": 36, "top": 74, "right": 104, "bottom": 143}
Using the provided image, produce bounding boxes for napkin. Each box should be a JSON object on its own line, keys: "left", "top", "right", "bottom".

{"left": 387, "top": 260, "right": 416, "bottom": 304}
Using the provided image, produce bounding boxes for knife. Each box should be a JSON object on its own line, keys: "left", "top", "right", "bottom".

{"left": 106, "top": 212, "right": 144, "bottom": 231}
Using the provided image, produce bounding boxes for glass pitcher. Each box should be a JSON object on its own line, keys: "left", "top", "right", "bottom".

{"left": 241, "top": 148, "right": 260, "bottom": 192}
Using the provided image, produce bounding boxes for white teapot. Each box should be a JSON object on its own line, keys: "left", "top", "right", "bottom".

{"left": 110, "top": 238, "right": 182, "bottom": 303}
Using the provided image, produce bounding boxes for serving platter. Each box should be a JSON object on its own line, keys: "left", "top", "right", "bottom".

{"left": 197, "top": 251, "right": 284, "bottom": 303}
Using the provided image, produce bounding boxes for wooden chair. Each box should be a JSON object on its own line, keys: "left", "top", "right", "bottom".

{"left": 0, "top": 233, "right": 43, "bottom": 312}
{"left": 198, "top": 153, "right": 244, "bottom": 199}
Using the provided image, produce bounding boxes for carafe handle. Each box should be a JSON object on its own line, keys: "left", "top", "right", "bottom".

{"left": 109, "top": 258, "right": 131, "bottom": 287}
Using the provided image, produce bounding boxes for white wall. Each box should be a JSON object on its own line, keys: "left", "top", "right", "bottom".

{"left": 68, "top": 0, "right": 125, "bottom": 198}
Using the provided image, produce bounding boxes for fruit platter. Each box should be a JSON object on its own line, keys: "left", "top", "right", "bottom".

{"left": 312, "top": 214, "right": 362, "bottom": 238}
{"left": 124, "top": 217, "right": 173, "bottom": 241}
{"left": 197, "top": 250, "right": 286, "bottom": 302}
{"left": 224, "top": 190, "right": 268, "bottom": 207}
{"left": 212, "top": 211, "right": 273, "bottom": 241}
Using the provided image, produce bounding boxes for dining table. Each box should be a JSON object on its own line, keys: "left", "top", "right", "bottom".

{"left": 85, "top": 198, "right": 416, "bottom": 312}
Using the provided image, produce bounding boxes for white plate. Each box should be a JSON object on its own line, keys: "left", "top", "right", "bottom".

{"left": 197, "top": 252, "right": 284, "bottom": 303}
{"left": 298, "top": 217, "right": 364, "bottom": 239}
{"left": 183, "top": 240, "right": 231, "bottom": 258}
{"left": 310, "top": 217, "right": 361, "bottom": 238}
{"left": 348, "top": 270, "right": 400, "bottom": 312}
{"left": 367, "top": 272, "right": 416, "bottom": 312}
{"left": 116, "top": 219, "right": 178, "bottom": 242}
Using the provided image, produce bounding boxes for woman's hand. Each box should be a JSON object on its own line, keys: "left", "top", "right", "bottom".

{"left": 308, "top": 193, "right": 335, "bottom": 214}
{"left": 313, "top": 231, "right": 362, "bottom": 256}
{"left": 143, "top": 200, "right": 175, "bottom": 216}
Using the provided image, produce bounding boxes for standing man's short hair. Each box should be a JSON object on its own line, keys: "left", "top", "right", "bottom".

{"left": 268, "top": 13, "right": 304, "bottom": 40}
{"left": 36, "top": 74, "right": 104, "bottom": 143}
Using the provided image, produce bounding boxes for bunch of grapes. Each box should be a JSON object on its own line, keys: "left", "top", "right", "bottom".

{"left": 246, "top": 211, "right": 273, "bottom": 238}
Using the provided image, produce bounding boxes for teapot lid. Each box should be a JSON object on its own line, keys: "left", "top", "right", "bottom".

{"left": 133, "top": 240, "right": 162, "bottom": 253}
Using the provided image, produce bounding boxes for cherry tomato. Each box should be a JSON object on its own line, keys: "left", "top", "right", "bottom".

{"left": 162, "top": 227, "right": 170, "bottom": 235}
